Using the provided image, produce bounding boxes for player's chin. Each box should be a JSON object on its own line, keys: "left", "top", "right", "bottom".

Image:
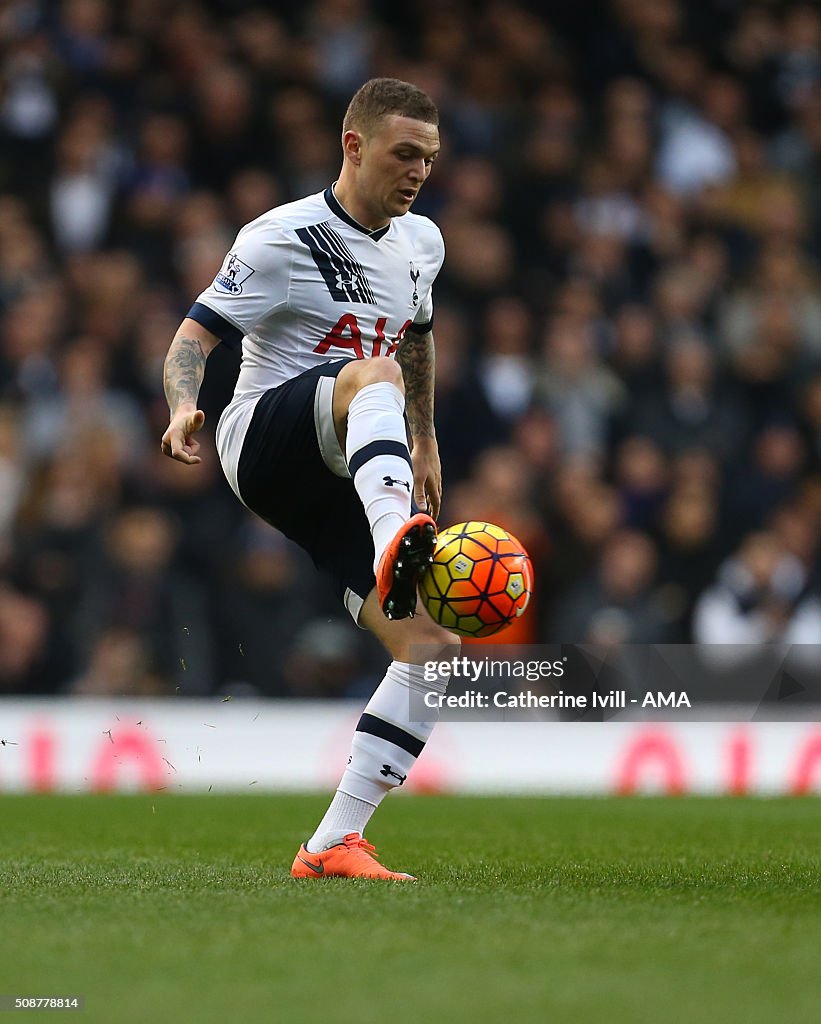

{"left": 392, "top": 191, "right": 416, "bottom": 215}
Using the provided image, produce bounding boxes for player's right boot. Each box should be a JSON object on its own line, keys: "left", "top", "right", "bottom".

{"left": 375, "top": 512, "right": 437, "bottom": 620}
{"left": 291, "top": 833, "right": 417, "bottom": 881}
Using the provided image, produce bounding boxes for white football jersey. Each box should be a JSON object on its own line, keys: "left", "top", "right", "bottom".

{"left": 190, "top": 185, "right": 444, "bottom": 498}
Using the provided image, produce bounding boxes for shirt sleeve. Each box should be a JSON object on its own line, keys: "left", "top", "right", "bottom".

{"left": 192, "top": 220, "right": 292, "bottom": 342}
{"left": 408, "top": 224, "right": 444, "bottom": 335}
{"left": 410, "top": 292, "right": 434, "bottom": 334}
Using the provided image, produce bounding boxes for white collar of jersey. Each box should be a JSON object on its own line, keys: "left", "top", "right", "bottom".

{"left": 324, "top": 183, "right": 391, "bottom": 242}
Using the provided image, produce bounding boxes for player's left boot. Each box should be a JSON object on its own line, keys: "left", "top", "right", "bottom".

{"left": 375, "top": 512, "right": 437, "bottom": 620}
{"left": 290, "top": 833, "right": 417, "bottom": 880}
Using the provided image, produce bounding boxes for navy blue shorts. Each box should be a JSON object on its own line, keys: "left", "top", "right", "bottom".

{"left": 236, "top": 359, "right": 375, "bottom": 622}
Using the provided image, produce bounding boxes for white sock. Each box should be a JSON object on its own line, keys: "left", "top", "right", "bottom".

{"left": 306, "top": 660, "right": 449, "bottom": 852}
{"left": 345, "top": 383, "right": 413, "bottom": 572}
{"left": 305, "top": 791, "right": 375, "bottom": 853}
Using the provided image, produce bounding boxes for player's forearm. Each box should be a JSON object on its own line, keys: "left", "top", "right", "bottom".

{"left": 397, "top": 330, "right": 436, "bottom": 439}
{"left": 163, "top": 335, "right": 208, "bottom": 415}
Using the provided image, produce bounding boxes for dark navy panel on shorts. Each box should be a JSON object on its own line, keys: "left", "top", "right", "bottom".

{"left": 236, "top": 360, "right": 376, "bottom": 610}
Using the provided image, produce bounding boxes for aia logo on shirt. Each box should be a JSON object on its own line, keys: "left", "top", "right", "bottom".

{"left": 215, "top": 253, "right": 255, "bottom": 294}
{"left": 314, "top": 313, "right": 413, "bottom": 359}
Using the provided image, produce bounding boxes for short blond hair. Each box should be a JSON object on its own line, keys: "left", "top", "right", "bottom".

{"left": 343, "top": 78, "right": 439, "bottom": 136}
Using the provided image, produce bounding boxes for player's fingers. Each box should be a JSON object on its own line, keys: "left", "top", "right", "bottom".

{"left": 427, "top": 468, "right": 442, "bottom": 510}
{"left": 161, "top": 432, "right": 200, "bottom": 465}
{"left": 412, "top": 465, "right": 427, "bottom": 510}
{"left": 174, "top": 448, "right": 201, "bottom": 465}
{"left": 162, "top": 409, "right": 205, "bottom": 463}
{"left": 160, "top": 430, "right": 176, "bottom": 458}
{"left": 429, "top": 487, "right": 441, "bottom": 520}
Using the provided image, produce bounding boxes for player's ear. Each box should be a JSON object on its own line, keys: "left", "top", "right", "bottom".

{"left": 342, "top": 129, "right": 363, "bottom": 166}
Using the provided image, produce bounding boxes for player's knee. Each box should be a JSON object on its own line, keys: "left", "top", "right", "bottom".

{"left": 334, "top": 358, "right": 405, "bottom": 424}
{"left": 409, "top": 620, "right": 461, "bottom": 659}
{"left": 437, "top": 627, "right": 461, "bottom": 650}
{"left": 353, "top": 356, "right": 404, "bottom": 392}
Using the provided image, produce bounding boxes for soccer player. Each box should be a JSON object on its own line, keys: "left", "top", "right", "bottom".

{"left": 161, "top": 79, "right": 456, "bottom": 880}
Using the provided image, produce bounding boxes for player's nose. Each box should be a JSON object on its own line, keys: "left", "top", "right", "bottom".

{"left": 407, "top": 158, "right": 426, "bottom": 182}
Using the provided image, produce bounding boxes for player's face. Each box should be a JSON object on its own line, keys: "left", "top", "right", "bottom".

{"left": 357, "top": 115, "right": 440, "bottom": 225}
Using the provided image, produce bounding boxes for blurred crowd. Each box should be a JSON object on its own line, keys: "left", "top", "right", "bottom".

{"left": 1, "top": 0, "right": 821, "bottom": 698}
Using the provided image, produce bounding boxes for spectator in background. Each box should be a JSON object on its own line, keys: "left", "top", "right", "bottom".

{"left": 799, "top": 372, "right": 821, "bottom": 470}
{"left": 70, "top": 626, "right": 167, "bottom": 696}
{"left": 627, "top": 335, "right": 748, "bottom": 464}
{"left": 283, "top": 618, "right": 376, "bottom": 700}
{"left": 73, "top": 506, "right": 215, "bottom": 694}
{"left": 0, "top": 24, "right": 60, "bottom": 192}
{"left": 548, "top": 529, "right": 674, "bottom": 645}
{"left": 66, "top": 249, "right": 143, "bottom": 349}
{"left": 542, "top": 464, "right": 621, "bottom": 625}
{"left": 775, "top": 3, "right": 821, "bottom": 113}
{"left": 0, "top": 405, "right": 25, "bottom": 557}
{"left": 655, "top": 481, "right": 723, "bottom": 641}
{"left": 226, "top": 169, "right": 283, "bottom": 231}
{"left": 49, "top": 98, "right": 126, "bottom": 252}
{"left": 0, "top": 288, "right": 63, "bottom": 403}
{"left": 510, "top": 405, "right": 561, "bottom": 521}
{"left": 719, "top": 243, "right": 821, "bottom": 375}
{"left": 22, "top": 336, "right": 148, "bottom": 467}
{"left": 309, "top": 0, "right": 375, "bottom": 101}
{"left": 0, "top": 199, "right": 52, "bottom": 309}
{"left": 609, "top": 304, "right": 660, "bottom": 397}
{"left": 724, "top": 292, "right": 808, "bottom": 431}
{"left": 612, "top": 435, "right": 668, "bottom": 532}
{"left": 726, "top": 420, "right": 807, "bottom": 536}
{"left": 189, "top": 64, "right": 260, "bottom": 191}
{"left": 474, "top": 296, "right": 536, "bottom": 430}
{"left": 536, "top": 314, "right": 626, "bottom": 458}
{"left": 215, "top": 520, "right": 319, "bottom": 697}
{"left": 770, "top": 499, "right": 820, "bottom": 582}
{"left": 120, "top": 112, "right": 191, "bottom": 273}
{"left": 656, "top": 71, "right": 741, "bottom": 198}
{"left": 0, "top": 583, "right": 58, "bottom": 693}
{"left": 12, "top": 446, "right": 112, "bottom": 686}
{"left": 693, "top": 530, "right": 821, "bottom": 672}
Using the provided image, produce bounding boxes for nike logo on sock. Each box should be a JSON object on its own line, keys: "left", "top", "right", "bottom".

{"left": 297, "top": 853, "right": 325, "bottom": 874}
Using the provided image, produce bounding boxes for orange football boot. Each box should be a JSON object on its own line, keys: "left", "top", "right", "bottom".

{"left": 290, "top": 833, "right": 416, "bottom": 881}
{"left": 375, "top": 513, "right": 437, "bottom": 620}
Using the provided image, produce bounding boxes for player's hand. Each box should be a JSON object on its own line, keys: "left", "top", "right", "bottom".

{"left": 411, "top": 435, "right": 442, "bottom": 520}
{"left": 161, "top": 406, "right": 206, "bottom": 465}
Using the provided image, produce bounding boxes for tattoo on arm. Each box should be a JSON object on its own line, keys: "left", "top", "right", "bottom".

{"left": 163, "top": 335, "right": 207, "bottom": 414}
{"left": 397, "top": 331, "right": 435, "bottom": 438}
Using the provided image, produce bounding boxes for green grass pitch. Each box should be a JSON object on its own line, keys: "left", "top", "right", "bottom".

{"left": 2, "top": 794, "right": 820, "bottom": 1023}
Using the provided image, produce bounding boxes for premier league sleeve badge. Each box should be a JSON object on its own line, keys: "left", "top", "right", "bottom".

{"left": 215, "top": 253, "right": 256, "bottom": 294}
